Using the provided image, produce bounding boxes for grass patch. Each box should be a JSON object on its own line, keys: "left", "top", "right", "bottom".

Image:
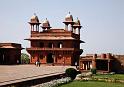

{"left": 59, "top": 81, "right": 124, "bottom": 87}
{"left": 93, "top": 74, "right": 124, "bottom": 80}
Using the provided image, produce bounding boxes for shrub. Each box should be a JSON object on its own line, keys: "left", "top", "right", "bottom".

{"left": 76, "top": 74, "right": 83, "bottom": 80}
{"left": 36, "top": 77, "right": 72, "bottom": 87}
{"left": 86, "top": 72, "right": 92, "bottom": 77}
{"left": 65, "top": 68, "right": 77, "bottom": 80}
{"left": 91, "top": 68, "right": 97, "bottom": 74}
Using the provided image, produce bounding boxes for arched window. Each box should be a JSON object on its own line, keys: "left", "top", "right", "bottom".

{"left": 48, "top": 43, "right": 53, "bottom": 48}
{"left": 58, "top": 42, "right": 63, "bottom": 48}
{"left": 39, "top": 42, "right": 44, "bottom": 48}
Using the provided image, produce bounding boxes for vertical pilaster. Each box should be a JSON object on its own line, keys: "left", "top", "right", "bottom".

{"left": 37, "top": 25, "right": 39, "bottom": 31}
{"left": 73, "top": 28, "right": 75, "bottom": 33}
{"left": 78, "top": 28, "right": 80, "bottom": 35}
{"left": 31, "top": 25, "right": 33, "bottom": 31}
{"left": 71, "top": 25, "right": 73, "bottom": 32}
{"left": 83, "top": 63, "right": 84, "bottom": 69}
{"left": 53, "top": 56, "right": 56, "bottom": 65}
{"left": 92, "top": 54, "right": 97, "bottom": 69}
{"left": 65, "top": 24, "right": 68, "bottom": 31}
{"left": 32, "top": 25, "right": 34, "bottom": 31}
{"left": 108, "top": 59, "right": 110, "bottom": 72}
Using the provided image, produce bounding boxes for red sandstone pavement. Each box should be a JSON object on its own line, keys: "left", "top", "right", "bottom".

{"left": 0, "top": 65, "right": 75, "bottom": 86}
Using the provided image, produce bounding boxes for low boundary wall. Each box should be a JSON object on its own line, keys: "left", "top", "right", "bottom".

{"left": 0, "top": 72, "right": 65, "bottom": 87}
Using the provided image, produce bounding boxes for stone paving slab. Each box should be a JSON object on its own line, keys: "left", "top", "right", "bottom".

{"left": 0, "top": 65, "right": 75, "bottom": 86}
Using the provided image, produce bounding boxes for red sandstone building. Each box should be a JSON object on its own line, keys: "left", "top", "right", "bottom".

{"left": 79, "top": 53, "right": 113, "bottom": 72}
{"left": 80, "top": 53, "right": 124, "bottom": 73}
{"left": 26, "top": 13, "right": 84, "bottom": 65}
{"left": 0, "top": 43, "right": 22, "bottom": 65}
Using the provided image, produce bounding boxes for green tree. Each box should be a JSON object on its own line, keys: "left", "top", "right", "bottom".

{"left": 21, "top": 53, "right": 30, "bottom": 64}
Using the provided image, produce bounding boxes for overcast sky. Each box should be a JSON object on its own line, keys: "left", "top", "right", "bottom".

{"left": 0, "top": 0, "right": 124, "bottom": 55}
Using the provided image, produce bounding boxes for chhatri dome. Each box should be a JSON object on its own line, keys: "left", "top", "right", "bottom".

{"left": 30, "top": 13, "right": 39, "bottom": 23}
{"left": 42, "top": 18, "right": 51, "bottom": 29}
{"left": 74, "top": 17, "right": 81, "bottom": 25}
{"left": 65, "top": 12, "right": 73, "bottom": 21}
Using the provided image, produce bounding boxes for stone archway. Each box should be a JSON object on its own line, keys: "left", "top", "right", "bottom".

{"left": 47, "top": 53, "right": 53, "bottom": 63}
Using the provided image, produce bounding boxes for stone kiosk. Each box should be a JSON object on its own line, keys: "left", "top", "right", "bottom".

{"left": 0, "top": 43, "right": 22, "bottom": 65}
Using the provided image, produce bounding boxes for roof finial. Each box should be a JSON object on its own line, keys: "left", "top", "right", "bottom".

{"left": 34, "top": 13, "right": 36, "bottom": 16}
{"left": 77, "top": 17, "right": 78, "bottom": 20}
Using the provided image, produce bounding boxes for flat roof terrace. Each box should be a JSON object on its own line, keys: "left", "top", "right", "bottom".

{"left": 0, "top": 65, "right": 75, "bottom": 86}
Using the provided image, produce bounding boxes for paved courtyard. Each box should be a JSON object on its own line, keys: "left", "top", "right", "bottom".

{"left": 0, "top": 65, "right": 75, "bottom": 86}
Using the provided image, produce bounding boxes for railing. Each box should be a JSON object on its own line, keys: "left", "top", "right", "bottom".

{"left": 26, "top": 48, "right": 75, "bottom": 51}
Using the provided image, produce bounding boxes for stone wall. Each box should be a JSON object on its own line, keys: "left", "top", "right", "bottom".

{"left": 112, "top": 55, "right": 124, "bottom": 73}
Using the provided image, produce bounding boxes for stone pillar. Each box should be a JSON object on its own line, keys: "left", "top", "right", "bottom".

{"left": 54, "top": 56, "right": 56, "bottom": 64}
{"left": 52, "top": 44, "right": 54, "bottom": 48}
{"left": 74, "top": 28, "right": 76, "bottom": 33}
{"left": 65, "top": 24, "right": 68, "bottom": 31}
{"left": 37, "top": 25, "right": 38, "bottom": 31}
{"left": 78, "top": 28, "right": 80, "bottom": 35}
{"left": 90, "top": 62, "right": 92, "bottom": 69}
{"left": 86, "top": 62, "right": 89, "bottom": 70}
{"left": 83, "top": 63, "right": 84, "bottom": 69}
{"left": 108, "top": 59, "right": 110, "bottom": 72}
{"left": 85, "top": 63, "right": 88, "bottom": 70}
{"left": 31, "top": 25, "right": 33, "bottom": 31}
{"left": 35, "top": 25, "right": 37, "bottom": 31}
{"left": 92, "top": 54, "right": 97, "bottom": 69}
{"left": 38, "top": 25, "right": 40, "bottom": 31}
{"left": 71, "top": 25, "right": 73, "bottom": 32}
{"left": 36, "top": 25, "right": 39, "bottom": 31}
{"left": 88, "top": 61, "right": 90, "bottom": 70}
{"left": 44, "top": 55, "right": 47, "bottom": 63}
{"left": 33, "top": 25, "right": 34, "bottom": 31}
{"left": 63, "top": 57, "right": 65, "bottom": 66}
{"left": 84, "top": 63, "right": 86, "bottom": 70}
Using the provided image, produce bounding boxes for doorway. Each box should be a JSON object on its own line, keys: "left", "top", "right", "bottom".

{"left": 96, "top": 60, "right": 108, "bottom": 71}
{"left": 47, "top": 53, "right": 54, "bottom": 63}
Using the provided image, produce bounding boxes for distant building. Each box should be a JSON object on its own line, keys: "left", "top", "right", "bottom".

{"left": 26, "top": 13, "right": 84, "bottom": 65}
{"left": 0, "top": 43, "right": 22, "bottom": 65}
{"left": 80, "top": 53, "right": 124, "bottom": 73}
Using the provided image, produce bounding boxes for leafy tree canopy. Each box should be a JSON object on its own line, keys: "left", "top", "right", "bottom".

{"left": 21, "top": 53, "right": 30, "bottom": 64}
